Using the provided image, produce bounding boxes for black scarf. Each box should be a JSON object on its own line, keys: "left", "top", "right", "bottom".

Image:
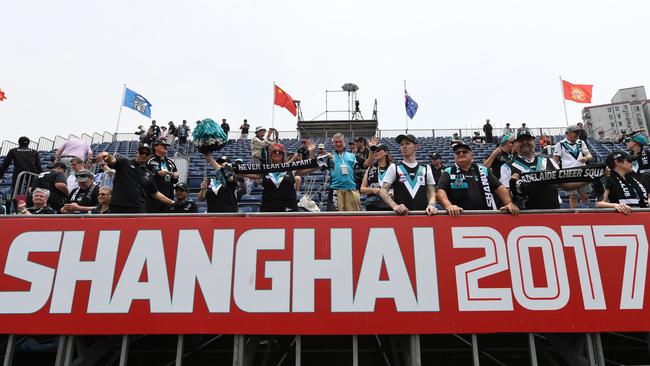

{"left": 233, "top": 156, "right": 328, "bottom": 174}
{"left": 519, "top": 164, "right": 606, "bottom": 185}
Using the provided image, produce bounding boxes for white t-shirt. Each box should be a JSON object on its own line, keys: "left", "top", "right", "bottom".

{"left": 381, "top": 161, "right": 436, "bottom": 187}
{"left": 553, "top": 138, "right": 590, "bottom": 168}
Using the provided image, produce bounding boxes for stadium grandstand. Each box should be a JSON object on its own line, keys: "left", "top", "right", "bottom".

{"left": 1, "top": 126, "right": 650, "bottom": 366}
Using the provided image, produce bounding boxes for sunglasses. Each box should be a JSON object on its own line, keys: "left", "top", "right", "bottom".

{"left": 137, "top": 150, "right": 151, "bottom": 155}
{"left": 271, "top": 150, "right": 284, "bottom": 154}
{"left": 454, "top": 150, "right": 470, "bottom": 155}
{"left": 98, "top": 193, "right": 111, "bottom": 196}
{"left": 616, "top": 158, "right": 632, "bottom": 163}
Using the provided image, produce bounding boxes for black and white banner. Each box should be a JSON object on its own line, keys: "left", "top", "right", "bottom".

{"left": 520, "top": 164, "right": 606, "bottom": 184}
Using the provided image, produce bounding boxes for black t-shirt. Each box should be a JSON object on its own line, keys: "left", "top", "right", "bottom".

{"left": 0, "top": 147, "right": 42, "bottom": 182}
{"left": 604, "top": 172, "right": 648, "bottom": 207}
{"left": 508, "top": 156, "right": 560, "bottom": 210}
{"left": 205, "top": 184, "right": 237, "bottom": 213}
{"left": 240, "top": 124, "right": 250, "bottom": 134}
{"left": 430, "top": 164, "right": 445, "bottom": 183}
{"left": 27, "top": 206, "right": 56, "bottom": 215}
{"left": 33, "top": 170, "right": 67, "bottom": 211}
{"left": 221, "top": 122, "right": 230, "bottom": 134}
{"left": 296, "top": 145, "right": 309, "bottom": 160}
{"left": 261, "top": 172, "right": 297, "bottom": 205}
{"left": 66, "top": 183, "right": 100, "bottom": 211}
{"left": 437, "top": 164, "right": 502, "bottom": 210}
{"left": 169, "top": 199, "right": 198, "bottom": 213}
{"left": 110, "top": 158, "right": 158, "bottom": 212}
{"left": 146, "top": 155, "right": 178, "bottom": 212}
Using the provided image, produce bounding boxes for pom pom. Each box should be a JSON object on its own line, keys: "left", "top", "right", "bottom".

{"left": 193, "top": 118, "right": 227, "bottom": 153}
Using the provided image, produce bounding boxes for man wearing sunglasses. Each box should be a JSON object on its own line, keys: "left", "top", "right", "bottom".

{"left": 437, "top": 141, "right": 518, "bottom": 216}
{"left": 596, "top": 150, "right": 648, "bottom": 214}
{"left": 147, "top": 140, "right": 179, "bottom": 213}
{"left": 98, "top": 143, "right": 173, "bottom": 214}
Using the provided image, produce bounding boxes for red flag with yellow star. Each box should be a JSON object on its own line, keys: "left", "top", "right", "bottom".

{"left": 562, "top": 80, "right": 592, "bottom": 104}
{"left": 0, "top": 89, "right": 6, "bottom": 101}
{"left": 274, "top": 84, "right": 297, "bottom": 116}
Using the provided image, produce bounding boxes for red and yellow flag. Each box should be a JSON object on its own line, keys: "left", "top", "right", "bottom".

{"left": 562, "top": 80, "right": 592, "bottom": 104}
{"left": 274, "top": 84, "right": 297, "bottom": 116}
{"left": 0, "top": 89, "right": 6, "bottom": 101}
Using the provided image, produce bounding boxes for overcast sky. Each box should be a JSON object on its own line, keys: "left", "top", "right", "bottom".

{"left": 1, "top": 0, "right": 648, "bottom": 143}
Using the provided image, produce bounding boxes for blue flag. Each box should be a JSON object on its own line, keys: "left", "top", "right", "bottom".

{"left": 123, "top": 87, "right": 152, "bottom": 118}
{"left": 405, "top": 91, "right": 418, "bottom": 119}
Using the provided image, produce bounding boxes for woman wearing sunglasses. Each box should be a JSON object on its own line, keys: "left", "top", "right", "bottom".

{"left": 91, "top": 186, "right": 112, "bottom": 214}
{"left": 240, "top": 141, "right": 317, "bottom": 212}
{"left": 596, "top": 150, "right": 649, "bottom": 215}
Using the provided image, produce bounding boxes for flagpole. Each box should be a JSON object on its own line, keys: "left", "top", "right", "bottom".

{"left": 559, "top": 76, "right": 569, "bottom": 125}
{"left": 114, "top": 83, "right": 126, "bottom": 143}
{"left": 404, "top": 80, "right": 408, "bottom": 133}
{"left": 271, "top": 81, "right": 276, "bottom": 129}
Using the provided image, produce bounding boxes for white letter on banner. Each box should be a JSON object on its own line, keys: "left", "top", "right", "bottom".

{"left": 592, "top": 225, "right": 648, "bottom": 309}
{"left": 453, "top": 227, "right": 513, "bottom": 311}
{"left": 413, "top": 227, "right": 440, "bottom": 311}
{"left": 0, "top": 231, "right": 61, "bottom": 314}
{"left": 50, "top": 231, "right": 119, "bottom": 313}
{"left": 171, "top": 230, "right": 234, "bottom": 312}
{"left": 508, "top": 227, "right": 570, "bottom": 311}
{"left": 110, "top": 230, "right": 172, "bottom": 313}
{"left": 292, "top": 228, "right": 354, "bottom": 312}
{"left": 353, "top": 228, "right": 419, "bottom": 311}
{"left": 561, "top": 226, "right": 606, "bottom": 310}
{"left": 233, "top": 229, "right": 290, "bottom": 312}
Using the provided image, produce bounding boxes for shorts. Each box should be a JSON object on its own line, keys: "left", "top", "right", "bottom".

{"left": 336, "top": 190, "right": 361, "bottom": 211}
{"left": 566, "top": 183, "right": 593, "bottom": 196}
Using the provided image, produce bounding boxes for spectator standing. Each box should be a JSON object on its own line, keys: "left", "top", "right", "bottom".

{"left": 239, "top": 119, "right": 250, "bottom": 140}
{"left": 198, "top": 154, "right": 238, "bottom": 212}
{"left": 98, "top": 144, "right": 173, "bottom": 214}
{"left": 0, "top": 136, "right": 42, "bottom": 201}
{"left": 167, "top": 121, "right": 177, "bottom": 144}
{"left": 251, "top": 126, "right": 277, "bottom": 164}
{"left": 91, "top": 186, "right": 112, "bottom": 214}
{"left": 553, "top": 125, "right": 593, "bottom": 208}
{"left": 169, "top": 182, "right": 198, "bottom": 213}
{"left": 54, "top": 137, "right": 93, "bottom": 175}
{"left": 354, "top": 137, "right": 371, "bottom": 189}
{"left": 428, "top": 153, "right": 446, "bottom": 183}
{"left": 484, "top": 134, "right": 514, "bottom": 179}
{"left": 66, "top": 157, "right": 86, "bottom": 191}
{"left": 503, "top": 123, "right": 514, "bottom": 136}
{"left": 149, "top": 120, "right": 161, "bottom": 140}
{"left": 60, "top": 169, "right": 99, "bottom": 214}
{"left": 576, "top": 122, "right": 588, "bottom": 141}
{"left": 361, "top": 143, "right": 393, "bottom": 211}
{"left": 295, "top": 139, "right": 310, "bottom": 160}
{"left": 147, "top": 140, "right": 179, "bottom": 213}
{"left": 17, "top": 188, "right": 56, "bottom": 215}
{"left": 626, "top": 133, "right": 650, "bottom": 189}
{"left": 483, "top": 119, "right": 493, "bottom": 143}
{"left": 159, "top": 126, "right": 169, "bottom": 143}
{"left": 329, "top": 133, "right": 361, "bottom": 211}
{"left": 317, "top": 143, "right": 326, "bottom": 157}
{"left": 177, "top": 120, "right": 190, "bottom": 145}
{"left": 93, "top": 153, "right": 115, "bottom": 188}
{"left": 379, "top": 134, "right": 437, "bottom": 215}
{"left": 135, "top": 125, "right": 146, "bottom": 142}
{"left": 221, "top": 119, "right": 231, "bottom": 139}
{"left": 436, "top": 141, "right": 518, "bottom": 216}
{"left": 32, "top": 162, "right": 68, "bottom": 212}
{"left": 596, "top": 150, "right": 649, "bottom": 214}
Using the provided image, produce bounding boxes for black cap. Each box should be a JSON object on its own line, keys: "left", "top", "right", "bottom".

{"left": 354, "top": 136, "right": 367, "bottom": 143}
{"left": 18, "top": 136, "right": 30, "bottom": 146}
{"left": 174, "top": 182, "right": 189, "bottom": 191}
{"left": 451, "top": 140, "right": 472, "bottom": 151}
{"left": 348, "top": 141, "right": 356, "bottom": 145}
{"left": 429, "top": 152, "right": 442, "bottom": 160}
{"left": 515, "top": 128, "right": 535, "bottom": 141}
{"left": 51, "top": 162, "right": 67, "bottom": 171}
{"left": 216, "top": 155, "right": 230, "bottom": 164}
{"left": 370, "top": 144, "right": 389, "bottom": 152}
{"left": 605, "top": 150, "right": 637, "bottom": 168}
{"left": 396, "top": 134, "right": 417, "bottom": 144}
{"left": 152, "top": 140, "right": 170, "bottom": 147}
{"left": 138, "top": 143, "right": 152, "bottom": 153}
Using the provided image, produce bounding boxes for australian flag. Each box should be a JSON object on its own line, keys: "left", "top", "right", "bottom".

{"left": 123, "top": 87, "right": 152, "bottom": 118}
{"left": 405, "top": 90, "right": 418, "bottom": 119}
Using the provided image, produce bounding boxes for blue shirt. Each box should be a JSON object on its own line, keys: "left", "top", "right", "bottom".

{"left": 329, "top": 151, "right": 357, "bottom": 190}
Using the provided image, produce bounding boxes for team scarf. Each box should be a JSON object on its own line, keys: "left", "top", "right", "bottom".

{"left": 233, "top": 156, "right": 328, "bottom": 174}
{"left": 611, "top": 171, "right": 648, "bottom": 207}
{"left": 448, "top": 163, "right": 496, "bottom": 210}
{"left": 519, "top": 164, "right": 606, "bottom": 185}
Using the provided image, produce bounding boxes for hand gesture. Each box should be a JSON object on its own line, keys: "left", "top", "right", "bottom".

{"left": 368, "top": 136, "right": 379, "bottom": 147}
{"left": 307, "top": 140, "right": 316, "bottom": 152}
{"left": 17, "top": 200, "right": 26, "bottom": 212}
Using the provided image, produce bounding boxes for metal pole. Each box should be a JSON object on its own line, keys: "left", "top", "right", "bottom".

{"left": 55, "top": 335, "right": 67, "bottom": 366}
{"left": 527, "top": 333, "right": 538, "bottom": 366}
{"left": 175, "top": 335, "right": 185, "bottom": 366}
{"left": 404, "top": 80, "right": 409, "bottom": 133}
{"left": 233, "top": 335, "right": 245, "bottom": 366}
{"left": 352, "top": 335, "right": 359, "bottom": 366}
{"left": 559, "top": 76, "right": 569, "bottom": 125}
{"left": 408, "top": 334, "right": 421, "bottom": 366}
{"left": 272, "top": 82, "right": 276, "bottom": 129}
{"left": 115, "top": 84, "right": 126, "bottom": 136}
{"left": 471, "top": 334, "right": 480, "bottom": 366}
{"left": 119, "top": 335, "right": 129, "bottom": 366}
{"left": 2, "top": 335, "right": 15, "bottom": 366}
{"left": 594, "top": 334, "right": 605, "bottom": 366}
{"left": 63, "top": 335, "right": 74, "bottom": 366}
{"left": 295, "top": 335, "right": 301, "bottom": 366}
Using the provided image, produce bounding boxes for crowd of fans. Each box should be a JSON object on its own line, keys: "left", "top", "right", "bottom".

{"left": 1, "top": 120, "right": 650, "bottom": 216}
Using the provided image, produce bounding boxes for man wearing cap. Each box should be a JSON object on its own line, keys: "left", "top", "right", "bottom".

{"left": 169, "top": 182, "right": 198, "bottom": 213}
{"left": 484, "top": 134, "right": 514, "bottom": 179}
{"left": 317, "top": 143, "right": 326, "bottom": 157}
{"left": 626, "top": 133, "right": 650, "bottom": 189}
{"left": 553, "top": 125, "right": 593, "bottom": 208}
{"left": 501, "top": 129, "right": 585, "bottom": 210}
{"left": 596, "top": 150, "right": 648, "bottom": 214}
{"left": 380, "top": 134, "right": 437, "bottom": 215}
{"left": 295, "top": 139, "right": 310, "bottom": 161}
{"left": 32, "top": 162, "right": 69, "bottom": 213}
{"left": 147, "top": 140, "right": 179, "bottom": 213}
{"left": 60, "top": 169, "right": 99, "bottom": 214}
{"left": 239, "top": 119, "right": 250, "bottom": 140}
{"left": 437, "top": 141, "right": 518, "bottom": 216}
{"left": 428, "top": 153, "right": 446, "bottom": 183}
{"left": 251, "top": 126, "right": 277, "bottom": 164}
{"left": 329, "top": 133, "right": 361, "bottom": 211}
{"left": 98, "top": 144, "right": 173, "bottom": 214}
{"left": 353, "top": 137, "right": 371, "bottom": 189}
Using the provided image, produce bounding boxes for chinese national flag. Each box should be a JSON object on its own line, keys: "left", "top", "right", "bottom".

{"left": 274, "top": 84, "right": 297, "bottom": 116}
{"left": 562, "top": 80, "right": 592, "bottom": 104}
{"left": 0, "top": 89, "right": 6, "bottom": 101}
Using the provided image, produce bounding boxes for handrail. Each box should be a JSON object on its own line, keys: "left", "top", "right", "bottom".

{"left": 37, "top": 137, "right": 54, "bottom": 152}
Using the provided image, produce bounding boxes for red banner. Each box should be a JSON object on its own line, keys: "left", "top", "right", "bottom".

{"left": 0, "top": 213, "right": 648, "bottom": 335}
{"left": 274, "top": 84, "right": 297, "bottom": 116}
{"left": 562, "top": 80, "right": 593, "bottom": 103}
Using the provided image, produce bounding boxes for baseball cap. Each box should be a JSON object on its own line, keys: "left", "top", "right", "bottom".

{"left": 255, "top": 126, "right": 266, "bottom": 133}
{"left": 348, "top": 141, "right": 356, "bottom": 145}
{"left": 75, "top": 169, "right": 94, "bottom": 182}
{"left": 354, "top": 136, "right": 367, "bottom": 143}
{"left": 370, "top": 144, "right": 389, "bottom": 152}
{"left": 216, "top": 155, "right": 230, "bottom": 164}
{"left": 605, "top": 150, "right": 637, "bottom": 169}
{"left": 515, "top": 128, "right": 535, "bottom": 141}
{"left": 317, "top": 143, "right": 325, "bottom": 149}
{"left": 51, "top": 162, "right": 67, "bottom": 171}
{"left": 396, "top": 134, "right": 417, "bottom": 144}
{"left": 451, "top": 140, "right": 472, "bottom": 151}
{"left": 626, "top": 133, "right": 648, "bottom": 146}
{"left": 138, "top": 143, "right": 152, "bottom": 153}
{"left": 429, "top": 152, "right": 442, "bottom": 160}
{"left": 566, "top": 125, "right": 584, "bottom": 133}
{"left": 499, "top": 134, "right": 513, "bottom": 146}
{"left": 173, "top": 182, "right": 189, "bottom": 191}
{"left": 152, "top": 140, "right": 170, "bottom": 147}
